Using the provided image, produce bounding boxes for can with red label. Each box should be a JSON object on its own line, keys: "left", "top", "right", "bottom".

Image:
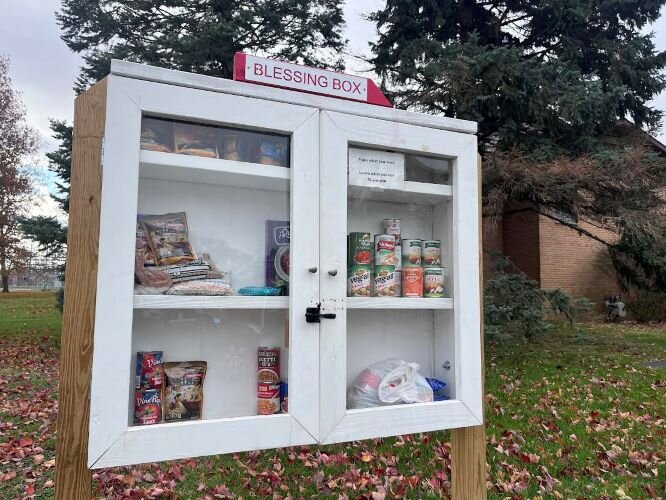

{"left": 135, "top": 351, "right": 163, "bottom": 391}
{"left": 258, "top": 347, "right": 281, "bottom": 415}
{"left": 402, "top": 267, "right": 424, "bottom": 297}
{"left": 374, "top": 234, "right": 396, "bottom": 266}
{"left": 134, "top": 389, "right": 162, "bottom": 425}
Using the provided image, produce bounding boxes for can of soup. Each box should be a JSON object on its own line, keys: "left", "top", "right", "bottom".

{"left": 373, "top": 265, "right": 396, "bottom": 297}
{"left": 394, "top": 271, "right": 402, "bottom": 297}
{"left": 348, "top": 232, "right": 372, "bottom": 266}
{"left": 423, "top": 267, "right": 445, "bottom": 297}
{"left": 394, "top": 236, "right": 402, "bottom": 271}
{"left": 382, "top": 218, "right": 401, "bottom": 237}
{"left": 374, "top": 234, "right": 396, "bottom": 266}
{"left": 402, "top": 239, "right": 422, "bottom": 267}
{"left": 348, "top": 265, "right": 371, "bottom": 297}
{"left": 422, "top": 240, "right": 441, "bottom": 267}
{"left": 257, "top": 347, "right": 281, "bottom": 415}
{"left": 402, "top": 267, "right": 424, "bottom": 297}
{"left": 134, "top": 389, "right": 162, "bottom": 426}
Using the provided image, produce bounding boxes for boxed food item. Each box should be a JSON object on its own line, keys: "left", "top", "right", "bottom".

{"left": 140, "top": 118, "right": 173, "bottom": 153}
{"left": 163, "top": 361, "right": 207, "bottom": 422}
{"left": 258, "top": 347, "right": 281, "bottom": 415}
{"left": 135, "top": 351, "right": 163, "bottom": 391}
{"left": 141, "top": 212, "right": 198, "bottom": 266}
{"left": 173, "top": 123, "right": 218, "bottom": 158}
{"left": 265, "top": 220, "right": 290, "bottom": 289}
{"left": 134, "top": 389, "right": 162, "bottom": 426}
{"left": 257, "top": 136, "right": 288, "bottom": 167}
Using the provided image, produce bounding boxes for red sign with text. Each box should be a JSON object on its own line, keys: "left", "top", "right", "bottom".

{"left": 233, "top": 53, "right": 392, "bottom": 107}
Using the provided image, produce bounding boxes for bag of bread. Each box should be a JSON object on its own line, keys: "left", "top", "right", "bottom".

{"left": 163, "top": 361, "right": 207, "bottom": 422}
{"left": 141, "top": 212, "right": 197, "bottom": 266}
{"left": 173, "top": 123, "right": 218, "bottom": 158}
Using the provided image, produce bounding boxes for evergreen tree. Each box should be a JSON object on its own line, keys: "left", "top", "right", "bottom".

{"left": 370, "top": 0, "right": 666, "bottom": 291}
{"left": 58, "top": 0, "right": 347, "bottom": 92}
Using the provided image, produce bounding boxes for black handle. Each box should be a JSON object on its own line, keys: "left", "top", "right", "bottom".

{"left": 305, "top": 303, "right": 336, "bottom": 323}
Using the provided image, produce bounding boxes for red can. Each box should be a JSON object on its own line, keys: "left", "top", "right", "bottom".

{"left": 134, "top": 389, "right": 162, "bottom": 425}
{"left": 258, "top": 347, "right": 280, "bottom": 415}
{"left": 135, "top": 351, "right": 163, "bottom": 390}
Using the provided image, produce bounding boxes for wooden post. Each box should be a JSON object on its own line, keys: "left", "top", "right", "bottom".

{"left": 55, "top": 79, "right": 107, "bottom": 500}
{"left": 451, "top": 154, "right": 486, "bottom": 499}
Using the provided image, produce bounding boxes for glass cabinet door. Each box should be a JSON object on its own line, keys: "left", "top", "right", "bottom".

{"left": 319, "top": 111, "right": 483, "bottom": 444}
{"left": 88, "top": 76, "right": 320, "bottom": 467}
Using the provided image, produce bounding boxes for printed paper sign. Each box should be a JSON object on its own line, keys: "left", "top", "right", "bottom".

{"left": 234, "top": 53, "right": 392, "bottom": 107}
{"left": 348, "top": 148, "right": 405, "bottom": 189}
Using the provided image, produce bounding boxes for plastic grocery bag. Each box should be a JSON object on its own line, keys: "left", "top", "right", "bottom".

{"left": 347, "top": 359, "right": 434, "bottom": 409}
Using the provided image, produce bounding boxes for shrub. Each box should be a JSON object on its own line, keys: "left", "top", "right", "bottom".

{"left": 484, "top": 254, "right": 591, "bottom": 340}
{"left": 627, "top": 293, "right": 666, "bottom": 322}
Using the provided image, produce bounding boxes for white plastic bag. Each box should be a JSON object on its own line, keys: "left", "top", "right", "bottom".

{"left": 347, "top": 359, "right": 433, "bottom": 409}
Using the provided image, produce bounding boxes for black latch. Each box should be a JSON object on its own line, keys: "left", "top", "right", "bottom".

{"left": 305, "top": 303, "right": 337, "bottom": 323}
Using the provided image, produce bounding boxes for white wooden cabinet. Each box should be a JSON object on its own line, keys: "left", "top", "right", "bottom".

{"left": 87, "top": 61, "right": 481, "bottom": 468}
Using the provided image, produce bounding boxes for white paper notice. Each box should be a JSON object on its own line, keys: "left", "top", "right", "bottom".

{"left": 348, "top": 148, "right": 405, "bottom": 189}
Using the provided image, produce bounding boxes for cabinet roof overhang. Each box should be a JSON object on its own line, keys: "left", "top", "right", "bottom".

{"left": 110, "top": 59, "right": 477, "bottom": 135}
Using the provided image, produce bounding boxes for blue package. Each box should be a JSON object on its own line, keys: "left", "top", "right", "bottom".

{"left": 426, "top": 377, "right": 447, "bottom": 392}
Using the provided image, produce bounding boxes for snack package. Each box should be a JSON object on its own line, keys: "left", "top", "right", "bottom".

{"left": 173, "top": 123, "right": 218, "bottom": 158}
{"left": 163, "top": 362, "right": 207, "bottom": 422}
{"left": 140, "top": 118, "right": 173, "bottom": 153}
{"left": 141, "top": 212, "right": 198, "bottom": 266}
{"left": 135, "top": 253, "right": 172, "bottom": 291}
{"left": 135, "top": 351, "right": 164, "bottom": 390}
{"left": 136, "top": 215, "right": 156, "bottom": 267}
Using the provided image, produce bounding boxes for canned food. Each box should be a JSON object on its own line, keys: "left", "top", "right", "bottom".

{"left": 422, "top": 240, "right": 441, "bottom": 267}
{"left": 257, "top": 383, "right": 281, "bottom": 415}
{"left": 394, "top": 271, "right": 402, "bottom": 297}
{"left": 402, "top": 267, "right": 424, "bottom": 297}
{"left": 374, "top": 265, "right": 396, "bottom": 297}
{"left": 134, "top": 389, "right": 162, "bottom": 426}
{"left": 348, "top": 265, "right": 371, "bottom": 296}
{"left": 348, "top": 232, "right": 372, "bottom": 266}
{"left": 382, "top": 218, "right": 401, "bottom": 236}
{"left": 401, "top": 239, "right": 422, "bottom": 267}
{"left": 375, "top": 234, "right": 396, "bottom": 266}
{"left": 394, "top": 236, "right": 402, "bottom": 271}
{"left": 424, "top": 267, "right": 445, "bottom": 297}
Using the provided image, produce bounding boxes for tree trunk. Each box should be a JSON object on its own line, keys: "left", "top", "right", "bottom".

{"left": 1, "top": 275, "right": 8, "bottom": 293}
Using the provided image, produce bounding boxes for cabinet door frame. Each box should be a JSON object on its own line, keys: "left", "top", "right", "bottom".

{"left": 319, "top": 110, "right": 482, "bottom": 444}
{"left": 88, "top": 75, "right": 320, "bottom": 468}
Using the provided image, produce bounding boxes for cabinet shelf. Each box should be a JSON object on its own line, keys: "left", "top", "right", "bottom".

{"left": 133, "top": 295, "right": 289, "bottom": 309}
{"left": 348, "top": 181, "right": 452, "bottom": 205}
{"left": 347, "top": 297, "right": 453, "bottom": 309}
{"left": 139, "top": 150, "right": 290, "bottom": 191}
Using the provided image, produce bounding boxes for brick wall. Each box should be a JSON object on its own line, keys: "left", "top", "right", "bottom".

{"left": 538, "top": 214, "right": 620, "bottom": 310}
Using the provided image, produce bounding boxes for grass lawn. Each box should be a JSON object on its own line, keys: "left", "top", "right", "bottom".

{"left": 0, "top": 291, "right": 664, "bottom": 498}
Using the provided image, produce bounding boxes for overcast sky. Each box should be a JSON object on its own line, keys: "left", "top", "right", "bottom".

{"left": 2, "top": 0, "right": 666, "bottom": 173}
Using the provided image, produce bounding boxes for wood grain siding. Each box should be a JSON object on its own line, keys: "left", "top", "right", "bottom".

{"left": 502, "top": 202, "right": 541, "bottom": 282}
{"left": 55, "top": 79, "right": 106, "bottom": 500}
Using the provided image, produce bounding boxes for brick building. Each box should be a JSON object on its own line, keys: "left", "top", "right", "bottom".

{"left": 482, "top": 128, "right": 666, "bottom": 311}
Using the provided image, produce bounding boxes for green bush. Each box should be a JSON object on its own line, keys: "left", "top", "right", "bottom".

{"left": 627, "top": 293, "right": 666, "bottom": 322}
{"left": 484, "top": 254, "right": 591, "bottom": 340}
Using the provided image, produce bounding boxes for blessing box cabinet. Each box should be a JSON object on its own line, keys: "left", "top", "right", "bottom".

{"left": 84, "top": 60, "right": 482, "bottom": 468}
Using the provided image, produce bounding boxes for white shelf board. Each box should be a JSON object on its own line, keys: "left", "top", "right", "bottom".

{"left": 139, "top": 150, "right": 290, "bottom": 191}
{"left": 347, "top": 297, "right": 453, "bottom": 309}
{"left": 133, "top": 295, "right": 289, "bottom": 309}
{"left": 348, "top": 181, "right": 452, "bottom": 205}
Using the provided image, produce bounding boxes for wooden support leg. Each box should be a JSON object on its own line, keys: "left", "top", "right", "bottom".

{"left": 451, "top": 154, "right": 486, "bottom": 499}
{"left": 55, "top": 79, "right": 107, "bottom": 500}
